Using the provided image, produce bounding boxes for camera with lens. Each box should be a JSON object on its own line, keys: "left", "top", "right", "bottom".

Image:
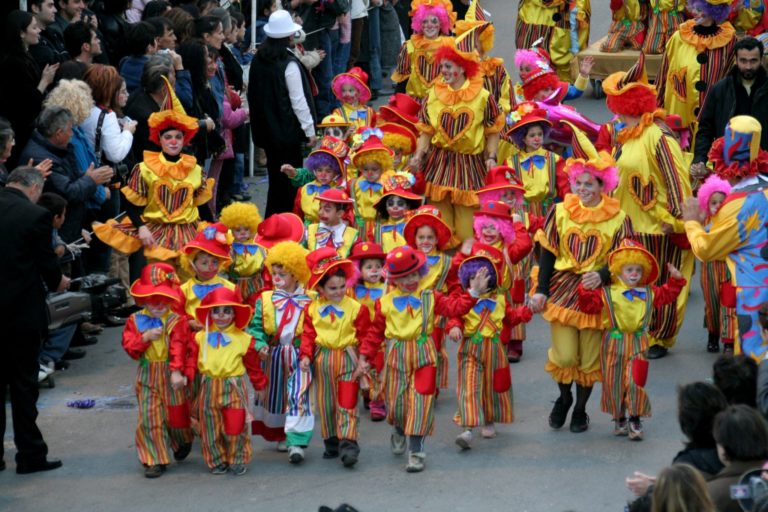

{"left": 47, "top": 274, "right": 127, "bottom": 330}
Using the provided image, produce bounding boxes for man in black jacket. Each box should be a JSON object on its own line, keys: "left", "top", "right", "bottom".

{"left": 29, "top": 0, "right": 69, "bottom": 69}
{"left": 694, "top": 37, "right": 768, "bottom": 172}
{"left": 0, "top": 167, "right": 69, "bottom": 474}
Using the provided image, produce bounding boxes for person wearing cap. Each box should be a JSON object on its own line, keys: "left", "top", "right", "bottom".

{"left": 172, "top": 287, "right": 267, "bottom": 476}
{"left": 248, "top": 9, "right": 317, "bottom": 218}
{"left": 219, "top": 202, "right": 269, "bottom": 306}
{"left": 530, "top": 126, "right": 634, "bottom": 433}
{"left": 404, "top": 206, "right": 455, "bottom": 388}
{"left": 410, "top": 42, "right": 504, "bottom": 241}
{"left": 348, "top": 241, "right": 388, "bottom": 421}
{"left": 602, "top": 52, "right": 693, "bottom": 360}
{"left": 656, "top": 0, "right": 736, "bottom": 134}
{"left": 578, "top": 240, "right": 686, "bottom": 441}
{"left": 299, "top": 248, "right": 370, "bottom": 468}
{"left": 683, "top": 115, "right": 768, "bottom": 361}
{"left": 379, "top": 122, "right": 417, "bottom": 173}
{"left": 694, "top": 175, "right": 736, "bottom": 355}
{"left": 305, "top": 189, "right": 360, "bottom": 257}
{"left": 348, "top": 134, "right": 391, "bottom": 235}
{"left": 178, "top": 223, "right": 237, "bottom": 328}
{"left": 391, "top": 0, "right": 456, "bottom": 99}
{"left": 283, "top": 141, "right": 347, "bottom": 225}
{"left": 254, "top": 212, "right": 306, "bottom": 250}
{"left": 122, "top": 262, "right": 194, "bottom": 479}
{"left": 370, "top": 171, "right": 423, "bottom": 253}
{"left": 318, "top": 114, "right": 355, "bottom": 145}
{"left": 358, "top": 245, "right": 488, "bottom": 472}
{"left": 331, "top": 67, "right": 377, "bottom": 130}
{"left": 515, "top": 0, "right": 590, "bottom": 80}
{"left": 247, "top": 241, "right": 314, "bottom": 463}
{"left": 93, "top": 109, "right": 213, "bottom": 264}
{"left": 504, "top": 102, "right": 568, "bottom": 237}
{"left": 447, "top": 243, "right": 532, "bottom": 449}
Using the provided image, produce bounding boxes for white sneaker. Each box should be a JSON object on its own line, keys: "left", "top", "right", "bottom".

{"left": 288, "top": 446, "right": 304, "bottom": 464}
{"left": 38, "top": 364, "right": 53, "bottom": 383}
{"left": 390, "top": 430, "right": 406, "bottom": 455}
{"left": 405, "top": 451, "right": 425, "bottom": 472}
{"left": 276, "top": 440, "right": 288, "bottom": 452}
{"left": 455, "top": 429, "right": 473, "bottom": 450}
{"left": 481, "top": 423, "right": 496, "bottom": 439}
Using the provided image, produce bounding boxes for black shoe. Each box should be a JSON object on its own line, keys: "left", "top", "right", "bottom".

{"left": 548, "top": 393, "right": 573, "bottom": 429}
{"left": 707, "top": 332, "right": 720, "bottom": 353}
{"left": 570, "top": 410, "right": 590, "bottom": 433}
{"left": 339, "top": 439, "right": 360, "bottom": 468}
{"left": 173, "top": 442, "right": 192, "bottom": 461}
{"left": 71, "top": 335, "right": 98, "bottom": 347}
{"left": 144, "top": 464, "right": 166, "bottom": 478}
{"left": 16, "top": 458, "right": 63, "bottom": 474}
{"left": 647, "top": 345, "right": 668, "bottom": 359}
{"left": 322, "top": 436, "right": 339, "bottom": 459}
{"left": 54, "top": 360, "right": 70, "bottom": 370}
{"left": 62, "top": 348, "right": 86, "bottom": 360}
{"left": 0, "top": 460, "right": 5, "bottom": 471}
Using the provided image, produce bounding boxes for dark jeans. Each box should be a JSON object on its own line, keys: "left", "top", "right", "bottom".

{"left": 264, "top": 144, "right": 302, "bottom": 217}
{"left": 312, "top": 29, "right": 336, "bottom": 118}
{"left": 1, "top": 327, "right": 49, "bottom": 464}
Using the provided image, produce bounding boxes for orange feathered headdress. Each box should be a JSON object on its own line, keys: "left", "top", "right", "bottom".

{"left": 434, "top": 43, "right": 480, "bottom": 79}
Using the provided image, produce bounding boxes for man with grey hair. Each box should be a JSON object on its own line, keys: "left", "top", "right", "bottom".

{"left": 0, "top": 166, "right": 69, "bottom": 474}
{"left": 20, "top": 106, "right": 112, "bottom": 244}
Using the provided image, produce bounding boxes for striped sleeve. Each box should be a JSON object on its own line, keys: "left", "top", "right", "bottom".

{"left": 654, "top": 134, "right": 687, "bottom": 220}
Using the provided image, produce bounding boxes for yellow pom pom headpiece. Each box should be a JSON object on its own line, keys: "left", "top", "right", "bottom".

{"left": 219, "top": 202, "right": 263, "bottom": 234}
{"left": 265, "top": 241, "right": 311, "bottom": 285}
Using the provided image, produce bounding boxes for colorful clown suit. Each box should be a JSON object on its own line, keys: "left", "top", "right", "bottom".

{"left": 600, "top": 0, "right": 647, "bottom": 52}
{"left": 228, "top": 241, "right": 268, "bottom": 305}
{"left": 685, "top": 116, "right": 768, "bottom": 360}
{"left": 643, "top": 0, "right": 687, "bottom": 55}
{"left": 248, "top": 288, "right": 314, "bottom": 448}
{"left": 515, "top": 0, "right": 591, "bottom": 80}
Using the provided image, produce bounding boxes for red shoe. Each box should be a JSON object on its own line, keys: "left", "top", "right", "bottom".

{"left": 507, "top": 340, "right": 523, "bottom": 363}
{"left": 370, "top": 400, "right": 386, "bottom": 421}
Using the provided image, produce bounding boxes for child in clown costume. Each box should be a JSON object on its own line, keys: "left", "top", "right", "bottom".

{"left": 317, "top": 114, "right": 355, "bottom": 147}
{"left": 403, "top": 205, "right": 455, "bottom": 390}
{"left": 696, "top": 175, "right": 737, "bottom": 355}
{"left": 512, "top": 47, "right": 592, "bottom": 106}
{"left": 331, "top": 67, "right": 377, "bottom": 130}
{"left": 299, "top": 248, "right": 370, "bottom": 468}
{"left": 410, "top": 42, "right": 504, "bottom": 241}
{"left": 347, "top": 135, "right": 391, "bottom": 236}
{"left": 369, "top": 171, "right": 424, "bottom": 253}
{"left": 656, "top": 0, "right": 736, "bottom": 133}
{"left": 684, "top": 115, "right": 768, "bottom": 361}
{"left": 515, "top": 0, "right": 591, "bottom": 80}
{"left": 122, "top": 263, "right": 194, "bottom": 479}
{"left": 600, "top": 0, "right": 647, "bottom": 52}
{"left": 219, "top": 202, "right": 269, "bottom": 305}
{"left": 93, "top": 110, "right": 214, "bottom": 262}
{"left": 643, "top": 0, "right": 687, "bottom": 54}
{"left": 380, "top": 122, "right": 417, "bottom": 173}
{"left": 358, "top": 245, "right": 489, "bottom": 472}
{"left": 247, "top": 241, "right": 315, "bottom": 464}
{"left": 447, "top": 244, "right": 533, "bottom": 449}
{"left": 602, "top": 53, "right": 694, "bottom": 358}
{"left": 305, "top": 189, "right": 359, "bottom": 257}
{"left": 378, "top": 93, "right": 420, "bottom": 140}
{"left": 530, "top": 127, "right": 634, "bottom": 433}
{"left": 172, "top": 287, "right": 267, "bottom": 475}
{"left": 391, "top": 0, "right": 456, "bottom": 99}
{"left": 577, "top": 240, "right": 686, "bottom": 440}
{"left": 348, "top": 241, "right": 389, "bottom": 421}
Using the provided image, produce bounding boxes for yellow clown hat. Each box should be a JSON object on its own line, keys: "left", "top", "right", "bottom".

{"left": 608, "top": 239, "right": 660, "bottom": 286}
{"left": 724, "top": 115, "right": 762, "bottom": 164}
{"left": 455, "top": 0, "right": 493, "bottom": 52}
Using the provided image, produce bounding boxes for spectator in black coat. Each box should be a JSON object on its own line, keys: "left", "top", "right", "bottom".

{"left": 0, "top": 166, "right": 68, "bottom": 474}
{"left": 28, "top": 0, "right": 68, "bottom": 68}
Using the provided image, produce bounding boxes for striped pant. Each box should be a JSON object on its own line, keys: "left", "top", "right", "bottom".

{"left": 285, "top": 353, "right": 314, "bottom": 447}
{"left": 642, "top": 11, "right": 683, "bottom": 55}
{"left": 134, "top": 362, "right": 193, "bottom": 466}
{"left": 600, "top": 332, "right": 650, "bottom": 418}
{"left": 385, "top": 338, "right": 437, "bottom": 436}
{"left": 433, "top": 324, "right": 449, "bottom": 389}
{"left": 700, "top": 260, "right": 737, "bottom": 341}
{"left": 313, "top": 347, "right": 359, "bottom": 441}
{"left": 252, "top": 344, "right": 296, "bottom": 442}
{"left": 600, "top": 19, "right": 645, "bottom": 52}
{"left": 198, "top": 375, "right": 252, "bottom": 468}
{"left": 454, "top": 338, "right": 514, "bottom": 428}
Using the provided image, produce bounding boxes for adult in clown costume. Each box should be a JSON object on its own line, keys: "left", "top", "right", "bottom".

{"left": 410, "top": 42, "right": 504, "bottom": 241}
{"left": 93, "top": 108, "right": 213, "bottom": 268}
{"left": 656, "top": 0, "right": 736, "bottom": 133}
{"left": 515, "top": 0, "right": 591, "bottom": 80}
{"left": 530, "top": 125, "right": 633, "bottom": 434}
{"left": 391, "top": 0, "right": 456, "bottom": 100}
{"left": 683, "top": 115, "right": 768, "bottom": 360}
{"left": 602, "top": 53, "right": 693, "bottom": 359}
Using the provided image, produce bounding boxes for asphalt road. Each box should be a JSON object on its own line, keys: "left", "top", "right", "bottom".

{"left": 1, "top": 3, "right": 720, "bottom": 511}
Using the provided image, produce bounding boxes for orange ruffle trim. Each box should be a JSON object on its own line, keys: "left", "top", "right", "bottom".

{"left": 434, "top": 76, "right": 485, "bottom": 105}
{"left": 416, "top": 121, "right": 436, "bottom": 136}
{"left": 544, "top": 361, "right": 578, "bottom": 384}
{"left": 678, "top": 20, "right": 735, "bottom": 52}
{"left": 484, "top": 114, "right": 506, "bottom": 136}
{"left": 410, "top": 34, "right": 453, "bottom": 51}
{"left": 425, "top": 182, "right": 479, "bottom": 207}
{"left": 563, "top": 194, "right": 622, "bottom": 223}
{"left": 143, "top": 151, "right": 199, "bottom": 181}
{"left": 542, "top": 302, "right": 602, "bottom": 330}
{"left": 121, "top": 186, "right": 148, "bottom": 207}
{"left": 576, "top": 368, "right": 603, "bottom": 387}
{"left": 93, "top": 219, "right": 142, "bottom": 254}
{"left": 193, "top": 178, "right": 215, "bottom": 206}
{"left": 617, "top": 109, "right": 667, "bottom": 143}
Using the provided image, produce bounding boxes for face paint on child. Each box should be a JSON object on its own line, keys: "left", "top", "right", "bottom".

{"left": 192, "top": 252, "right": 221, "bottom": 280}
{"left": 394, "top": 272, "right": 420, "bottom": 293}
{"left": 708, "top": 192, "right": 726, "bottom": 216}
{"left": 415, "top": 225, "right": 438, "bottom": 254}
{"left": 500, "top": 189, "right": 519, "bottom": 207}
{"left": 361, "top": 161, "right": 383, "bottom": 183}
{"left": 440, "top": 59, "right": 463, "bottom": 86}
{"left": 523, "top": 125, "right": 545, "bottom": 151}
{"left": 620, "top": 264, "right": 644, "bottom": 287}
{"left": 318, "top": 201, "right": 344, "bottom": 226}
{"left": 313, "top": 165, "right": 337, "bottom": 185}
{"left": 572, "top": 172, "right": 603, "bottom": 207}
{"left": 320, "top": 275, "right": 347, "bottom": 303}
{"left": 271, "top": 264, "right": 299, "bottom": 292}
{"left": 386, "top": 196, "right": 408, "bottom": 220}
{"left": 480, "top": 222, "right": 501, "bottom": 244}
{"left": 341, "top": 83, "right": 360, "bottom": 105}
{"left": 534, "top": 87, "right": 556, "bottom": 101}
{"left": 146, "top": 300, "right": 171, "bottom": 318}
{"left": 360, "top": 259, "right": 383, "bottom": 283}
{"left": 160, "top": 129, "right": 184, "bottom": 156}
{"left": 232, "top": 226, "right": 253, "bottom": 243}
{"left": 211, "top": 305, "right": 235, "bottom": 329}
{"left": 323, "top": 126, "right": 346, "bottom": 139}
